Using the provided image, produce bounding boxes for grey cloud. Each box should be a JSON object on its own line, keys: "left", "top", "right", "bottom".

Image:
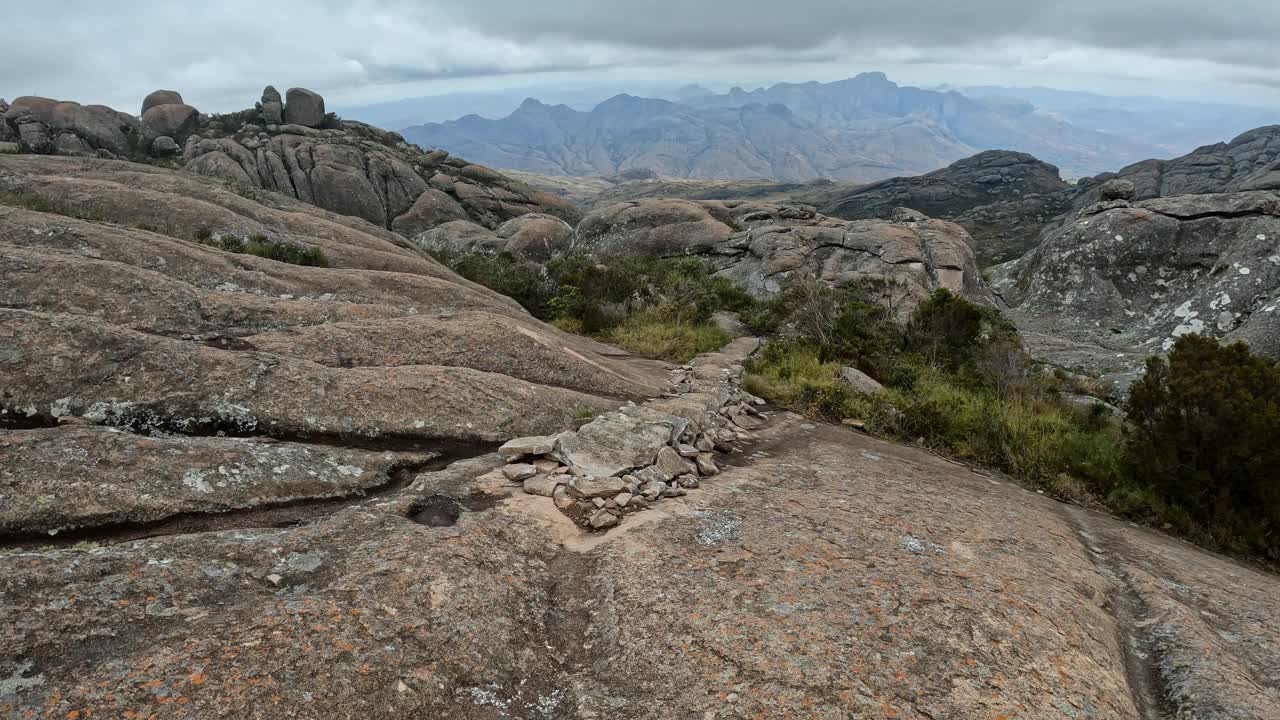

{"left": 1, "top": 0, "right": 1277, "bottom": 113}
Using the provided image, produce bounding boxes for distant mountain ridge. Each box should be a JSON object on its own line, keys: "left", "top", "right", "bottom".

{"left": 402, "top": 72, "right": 1166, "bottom": 182}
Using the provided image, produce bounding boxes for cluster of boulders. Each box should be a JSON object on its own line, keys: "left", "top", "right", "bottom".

{"left": 174, "top": 86, "right": 580, "bottom": 231}
{"left": 0, "top": 87, "right": 580, "bottom": 235}
{"left": 0, "top": 95, "right": 140, "bottom": 157}
{"left": 411, "top": 196, "right": 993, "bottom": 312}
{"left": 494, "top": 337, "right": 763, "bottom": 530}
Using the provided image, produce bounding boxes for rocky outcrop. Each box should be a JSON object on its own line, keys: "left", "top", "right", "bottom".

{"left": 573, "top": 198, "right": 992, "bottom": 311}
{"left": 410, "top": 213, "right": 577, "bottom": 263}
{"left": 284, "top": 87, "right": 325, "bottom": 128}
{"left": 177, "top": 92, "right": 581, "bottom": 231}
{"left": 140, "top": 89, "right": 183, "bottom": 115}
{"left": 1, "top": 95, "right": 140, "bottom": 157}
{"left": 0, "top": 154, "right": 669, "bottom": 462}
{"left": 141, "top": 101, "right": 198, "bottom": 142}
{"left": 814, "top": 150, "right": 1076, "bottom": 266}
{"left": 1077, "top": 125, "right": 1280, "bottom": 204}
{"left": 991, "top": 190, "right": 1280, "bottom": 391}
{"left": 0, "top": 88, "right": 582, "bottom": 235}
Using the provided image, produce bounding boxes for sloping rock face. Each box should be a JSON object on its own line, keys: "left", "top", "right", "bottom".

{"left": 4, "top": 408, "right": 1276, "bottom": 718}
{"left": 814, "top": 150, "right": 1076, "bottom": 266}
{"left": 1077, "top": 125, "right": 1280, "bottom": 205}
{"left": 0, "top": 88, "right": 581, "bottom": 234}
{"left": 991, "top": 190, "right": 1280, "bottom": 390}
{"left": 179, "top": 91, "right": 581, "bottom": 231}
{"left": 574, "top": 198, "right": 993, "bottom": 311}
{"left": 0, "top": 153, "right": 671, "bottom": 536}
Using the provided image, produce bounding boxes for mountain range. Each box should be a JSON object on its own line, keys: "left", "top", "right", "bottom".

{"left": 401, "top": 72, "right": 1225, "bottom": 182}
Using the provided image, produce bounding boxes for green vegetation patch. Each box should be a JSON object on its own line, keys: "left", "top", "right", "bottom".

{"left": 195, "top": 228, "right": 329, "bottom": 267}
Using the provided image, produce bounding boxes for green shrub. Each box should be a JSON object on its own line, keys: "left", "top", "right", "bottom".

{"left": 603, "top": 309, "right": 731, "bottom": 363}
{"left": 745, "top": 341, "right": 1125, "bottom": 490}
{"left": 1125, "top": 334, "right": 1280, "bottom": 559}
{"left": 195, "top": 231, "right": 328, "bottom": 267}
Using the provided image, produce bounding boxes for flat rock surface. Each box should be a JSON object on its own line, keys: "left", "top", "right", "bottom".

{"left": 0, "top": 425, "right": 421, "bottom": 536}
{"left": 3, "top": 413, "right": 1275, "bottom": 719}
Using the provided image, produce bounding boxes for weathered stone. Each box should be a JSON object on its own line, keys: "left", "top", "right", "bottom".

{"left": 638, "top": 480, "right": 667, "bottom": 500}
{"left": 141, "top": 103, "right": 198, "bottom": 141}
{"left": 556, "top": 406, "right": 688, "bottom": 478}
{"left": 676, "top": 474, "right": 700, "bottom": 489}
{"left": 655, "top": 445, "right": 697, "bottom": 478}
{"left": 567, "top": 476, "right": 629, "bottom": 499}
{"left": 141, "top": 90, "right": 183, "bottom": 115}
{"left": 589, "top": 509, "right": 619, "bottom": 529}
{"left": 392, "top": 189, "right": 469, "bottom": 237}
{"left": 695, "top": 454, "right": 719, "bottom": 476}
{"left": 284, "top": 87, "right": 325, "bottom": 128}
{"left": 499, "top": 436, "right": 558, "bottom": 457}
{"left": 0, "top": 425, "right": 414, "bottom": 534}
{"left": 676, "top": 443, "right": 700, "bottom": 458}
{"left": 1099, "top": 178, "right": 1137, "bottom": 201}
{"left": 502, "top": 464, "right": 537, "bottom": 481}
{"left": 522, "top": 475, "right": 562, "bottom": 498}
{"left": 495, "top": 213, "right": 574, "bottom": 262}
{"left": 839, "top": 366, "right": 884, "bottom": 395}
{"left": 551, "top": 483, "right": 575, "bottom": 508}
{"left": 633, "top": 465, "right": 671, "bottom": 485}
{"left": 614, "top": 492, "right": 634, "bottom": 508}
{"left": 695, "top": 435, "right": 715, "bottom": 452}
{"left": 150, "top": 135, "right": 179, "bottom": 155}
{"left": 261, "top": 86, "right": 284, "bottom": 124}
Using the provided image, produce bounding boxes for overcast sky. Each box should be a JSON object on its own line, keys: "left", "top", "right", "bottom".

{"left": 5, "top": 0, "right": 1280, "bottom": 114}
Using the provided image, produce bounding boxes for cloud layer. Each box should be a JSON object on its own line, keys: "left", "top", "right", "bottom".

{"left": 3, "top": 0, "right": 1279, "bottom": 112}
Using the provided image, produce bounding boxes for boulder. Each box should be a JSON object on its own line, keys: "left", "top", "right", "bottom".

{"left": 523, "top": 475, "right": 562, "bottom": 497}
{"left": 392, "top": 188, "right": 468, "bottom": 236}
{"left": 1099, "top": 178, "right": 1137, "bottom": 201}
{"left": 501, "top": 464, "right": 537, "bottom": 481}
{"left": 574, "top": 198, "right": 735, "bottom": 256}
{"left": 141, "top": 103, "right": 198, "bottom": 141}
{"left": 567, "top": 476, "right": 629, "bottom": 499}
{"left": 284, "top": 87, "right": 325, "bottom": 128}
{"left": 140, "top": 89, "right": 183, "bottom": 115}
{"left": 498, "top": 436, "right": 558, "bottom": 457}
{"left": 495, "top": 213, "right": 574, "bottom": 261}
{"left": 14, "top": 117, "right": 54, "bottom": 154}
{"left": 655, "top": 445, "right": 696, "bottom": 478}
{"left": 149, "top": 135, "right": 179, "bottom": 156}
{"left": 410, "top": 220, "right": 507, "bottom": 256}
{"left": 838, "top": 366, "right": 884, "bottom": 395}
{"left": 260, "top": 85, "right": 284, "bottom": 124}
{"left": 557, "top": 406, "right": 689, "bottom": 478}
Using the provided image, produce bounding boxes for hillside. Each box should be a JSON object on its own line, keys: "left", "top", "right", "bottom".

{"left": 2, "top": 87, "right": 1278, "bottom": 720}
